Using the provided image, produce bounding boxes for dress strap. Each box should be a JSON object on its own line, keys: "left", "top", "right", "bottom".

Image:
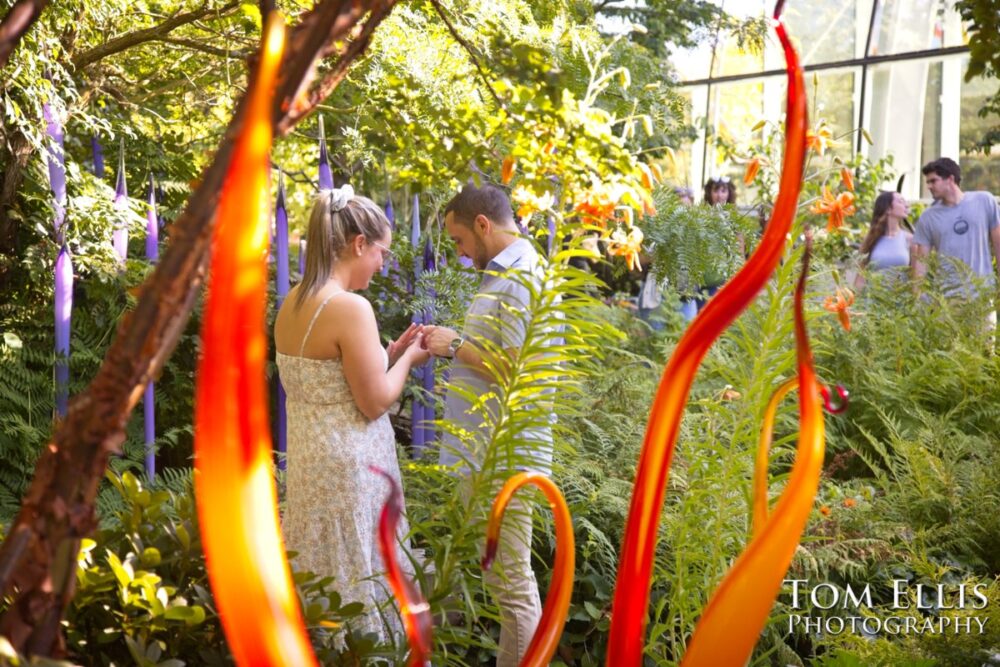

{"left": 299, "top": 290, "right": 343, "bottom": 357}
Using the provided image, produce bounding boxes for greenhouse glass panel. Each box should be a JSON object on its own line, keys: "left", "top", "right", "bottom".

{"left": 870, "top": 0, "right": 941, "bottom": 55}
{"left": 780, "top": 0, "right": 871, "bottom": 65}
{"left": 866, "top": 59, "right": 938, "bottom": 196}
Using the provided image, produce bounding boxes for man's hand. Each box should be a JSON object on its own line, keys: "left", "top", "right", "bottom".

{"left": 386, "top": 323, "right": 423, "bottom": 367}
{"left": 989, "top": 225, "right": 1000, "bottom": 283}
{"left": 910, "top": 243, "right": 929, "bottom": 281}
{"left": 422, "top": 325, "right": 460, "bottom": 358}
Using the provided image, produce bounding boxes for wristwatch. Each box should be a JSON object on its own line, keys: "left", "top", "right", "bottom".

{"left": 448, "top": 336, "right": 466, "bottom": 358}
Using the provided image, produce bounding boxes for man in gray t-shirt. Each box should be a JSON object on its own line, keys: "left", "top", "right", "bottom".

{"left": 911, "top": 157, "right": 1000, "bottom": 299}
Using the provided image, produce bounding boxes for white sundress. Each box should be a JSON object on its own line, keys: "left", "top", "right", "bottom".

{"left": 277, "top": 292, "right": 411, "bottom": 642}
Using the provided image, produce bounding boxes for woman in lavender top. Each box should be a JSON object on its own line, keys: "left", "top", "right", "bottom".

{"left": 855, "top": 191, "right": 912, "bottom": 288}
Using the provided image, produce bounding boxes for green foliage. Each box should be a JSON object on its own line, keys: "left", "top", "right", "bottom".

{"left": 589, "top": 0, "right": 767, "bottom": 60}
{"left": 643, "top": 187, "right": 760, "bottom": 296}
{"left": 955, "top": 0, "right": 1000, "bottom": 151}
{"left": 0, "top": 224, "right": 204, "bottom": 523}
{"left": 50, "top": 470, "right": 416, "bottom": 666}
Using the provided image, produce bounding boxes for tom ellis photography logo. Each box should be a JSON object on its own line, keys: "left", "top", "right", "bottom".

{"left": 785, "top": 579, "right": 991, "bottom": 636}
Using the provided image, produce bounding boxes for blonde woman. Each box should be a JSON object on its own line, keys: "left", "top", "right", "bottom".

{"left": 274, "top": 185, "right": 428, "bottom": 640}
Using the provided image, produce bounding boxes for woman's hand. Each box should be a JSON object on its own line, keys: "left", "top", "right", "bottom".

{"left": 386, "top": 323, "right": 423, "bottom": 367}
{"left": 403, "top": 335, "right": 432, "bottom": 366}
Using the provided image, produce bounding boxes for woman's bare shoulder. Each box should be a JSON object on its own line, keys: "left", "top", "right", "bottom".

{"left": 324, "top": 291, "right": 373, "bottom": 316}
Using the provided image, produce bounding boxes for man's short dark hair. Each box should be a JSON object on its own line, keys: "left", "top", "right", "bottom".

{"left": 444, "top": 183, "right": 514, "bottom": 228}
{"left": 921, "top": 157, "right": 962, "bottom": 186}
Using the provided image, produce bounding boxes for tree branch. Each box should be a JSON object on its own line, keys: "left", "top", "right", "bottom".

{"left": 0, "top": 0, "right": 48, "bottom": 70}
{"left": 429, "top": 0, "right": 505, "bottom": 109}
{"left": 0, "top": 0, "right": 401, "bottom": 656}
{"left": 157, "top": 35, "right": 251, "bottom": 59}
{"left": 71, "top": 0, "right": 241, "bottom": 70}
{"left": 271, "top": 0, "right": 400, "bottom": 134}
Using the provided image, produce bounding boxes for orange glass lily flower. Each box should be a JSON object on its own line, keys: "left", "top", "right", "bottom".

{"left": 606, "top": 225, "right": 644, "bottom": 271}
{"left": 810, "top": 187, "right": 856, "bottom": 232}
{"left": 744, "top": 157, "right": 760, "bottom": 186}
{"left": 823, "top": 285, "right": 854, "bottom": 330}
{"left": 650, "top": 163, "right": 664, "bottom": 182}
{"left": 806, "top": 124, "right": 836, "bottom": 156}
{"left": 484, "top": 473, "right": 574, "bottom": 667}
{"left": 574, "top": 181, "right": 622, "bottom": 224}
{"left": 840, "top": 167, "right": 854, "bottom": 192}
{"left": 512, "top": 185, "right": 555, "bottom": 219}
{"left": 501, "top": 156, "right": 516, "bottom": 185}
{"left": 193, "top": 14, "right": 318, "bottom": 667}
{"left": 605, "top": 3, "right": 808, "bottom": 663}
{"left": 639, "top": 162, "right": 657, "bottom": 190}
{"left": 372, "top": 467, "right": 433, "bottom": 667}
{"left": 641, "top": 191, "right": 657, "bottom": 218}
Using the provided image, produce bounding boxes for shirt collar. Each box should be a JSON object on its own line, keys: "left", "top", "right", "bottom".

{"left": 487, "top": 237, "right": 534, "bottom": 271}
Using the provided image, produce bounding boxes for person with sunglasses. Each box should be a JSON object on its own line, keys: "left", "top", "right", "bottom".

{"left": 273, "top": 185, "right": 430, "bottom": 644}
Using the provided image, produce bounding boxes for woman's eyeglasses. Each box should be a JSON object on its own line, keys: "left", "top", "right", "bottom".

{"left": 371, "top": 241, "right": 395, "bottom": 260}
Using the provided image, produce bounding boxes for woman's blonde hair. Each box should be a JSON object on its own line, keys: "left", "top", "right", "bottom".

{"left": 295, "top": 190, "right": 390, "bottom": 309}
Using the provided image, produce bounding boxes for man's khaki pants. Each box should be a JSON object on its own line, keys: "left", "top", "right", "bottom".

{"left": 463, "top": 481, "right": 542, "bottom": 666}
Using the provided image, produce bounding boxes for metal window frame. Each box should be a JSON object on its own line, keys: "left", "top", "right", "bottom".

{"left": 684, "top": 0, "right": 970, "bottom": 185}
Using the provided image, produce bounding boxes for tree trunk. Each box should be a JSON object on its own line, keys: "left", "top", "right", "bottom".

{"left": 0, "top": 132, "right": 34, "bottom": 292}
{"left": 0, "top": 0, "right": 400, "bottom": 656}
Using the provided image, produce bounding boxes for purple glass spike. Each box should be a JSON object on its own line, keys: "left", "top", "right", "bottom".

{"left": 420, "top": 236, "right": 437, "bottom": 446}
{"left": 276, "top": 381, "right": 288, "bottom": 469}
{"left": 54, "top": 245, "right": 72, "bottom": 418}
{"left": 155, "top": 179, "right": 166, "bottom": 229}
{"left": 275, "top": 171, "right": 290, "bottom": 304}
{"left": 92, "top": 135, "right": 105, "bottom": 178}
{"left": 423, "top": 236, "right": 436, "bottom": 274}
{"left": 113, "top": 140, "right": 128, "bottom": 263}
{"left": 318, "top": 115, "right": 333, "bottom": 190}
{"left": 547, "top": 216, "right": 557, "bottom": 255}
{"left": 410, "top": 194, "right": 421, "bottom": 249}
{"left": 408, "top": 198, "right": 426, "bottom": 452}
{"left": 384, "top": 197, "right": 395, "bottom": 229}
{"left": 377, "top": 194, "right": 395, "bottom": 311}
{"left": 143, "top": 175, "right": 158, "bottom": 479}
{"left": 383, "top": 197, "right": 399, "bottom": 278}
{"left": 146, "top": 174, "right": 159, "bottom": 262}
{"left": 43, "top": 102, "right": 66, "bottom": 240}
{"left": 274, "top": 170, "right": 289, "bottom": 469}
{"left": 411, "top": 400, "right": 425, "bottom": 454}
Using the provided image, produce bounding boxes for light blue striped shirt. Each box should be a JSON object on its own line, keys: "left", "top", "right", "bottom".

{"left": 437, "top": 238, "right": 553, "bottom": 474}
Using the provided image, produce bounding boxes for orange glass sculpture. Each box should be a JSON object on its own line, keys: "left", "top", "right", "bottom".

{"left": 605, "top": 2, "right": 808, "bottom": 664}
{"left": 483, "top": 473, "right": 575, "bottom": 667}
{"left": 371, "top": 466, "right": 433, "bottom": 667}
{"left": 193, "top": 14, "right": 318, "bottom": 667}
{"left": 752, "top": 376, "right": 799, "bottom": 538}
{"left": 681, "top": 240, "right": 826, "bottom": 664}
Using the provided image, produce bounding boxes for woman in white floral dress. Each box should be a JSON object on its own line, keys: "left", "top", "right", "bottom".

{"left": 274, "top": 186, "right": 429, "bottom": 641}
